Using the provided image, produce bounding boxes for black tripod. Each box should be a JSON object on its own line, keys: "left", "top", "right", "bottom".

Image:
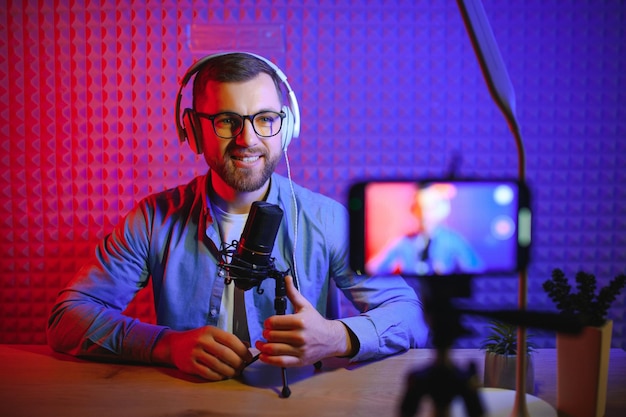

{"left": 400, "top": 276, "right": 484, "bottom": 417}
{"left": 399, "top": 275, "right": 584, "bottom": 417}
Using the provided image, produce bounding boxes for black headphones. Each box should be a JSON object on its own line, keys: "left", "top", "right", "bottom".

{"left": 175, "top": 52, "right": 301, "bottom": 153}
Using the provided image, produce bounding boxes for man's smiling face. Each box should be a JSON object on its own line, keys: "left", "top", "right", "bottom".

{"left": 197, "top": 72, "right": 284, "bottom": 193}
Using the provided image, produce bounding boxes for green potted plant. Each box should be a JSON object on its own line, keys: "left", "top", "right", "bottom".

{"left": 480, "top": 320, "right": 536, "bottom": 393}
{"left": 542, "top": 268, "right": 625, "bottom": 327}
{"left": 542, "top": 268, "right": 626, "bottom": 417}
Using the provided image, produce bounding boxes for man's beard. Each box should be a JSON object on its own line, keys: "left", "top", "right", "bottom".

{"left": 208, "top": 146, "right": 281, "bottom": 192}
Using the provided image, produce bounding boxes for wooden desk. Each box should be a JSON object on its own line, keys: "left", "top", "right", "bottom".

{"left": 1, "top": 345, "right": 625, "bottom": 417}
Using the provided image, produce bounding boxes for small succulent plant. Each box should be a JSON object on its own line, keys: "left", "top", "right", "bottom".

{"left": 481, "top": 320, "right": 536, "bottom": 355}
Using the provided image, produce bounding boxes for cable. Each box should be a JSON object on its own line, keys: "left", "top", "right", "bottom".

{"left": 283, "top": 149, "right": 300, "bottom": 290}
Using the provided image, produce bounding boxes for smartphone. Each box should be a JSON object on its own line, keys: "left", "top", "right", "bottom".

{"left": 348, "top": 179, "right": 531, "bottom": 277}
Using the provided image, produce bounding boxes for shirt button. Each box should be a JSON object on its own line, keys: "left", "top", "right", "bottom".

{"left": 210, "top": 309, "right": 218, "bottom": 317}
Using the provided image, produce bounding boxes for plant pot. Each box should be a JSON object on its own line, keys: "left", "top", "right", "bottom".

{"left": 556, "top": 319, "right": 612, "bottom": 417}
{"left": 483, "top": 352, "right": 535, "bottom": 394}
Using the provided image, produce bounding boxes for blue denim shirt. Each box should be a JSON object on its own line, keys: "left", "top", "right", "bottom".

{"left": 47, "top": 172, "right": 429, "bottom": 364}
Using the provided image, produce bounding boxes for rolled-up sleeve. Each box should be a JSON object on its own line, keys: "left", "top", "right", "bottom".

{"left": 47, "top": 199, "right": 169, "bottom": 363}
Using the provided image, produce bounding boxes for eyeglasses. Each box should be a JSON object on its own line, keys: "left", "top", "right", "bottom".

{"left": 196, "top": 110, "right": 286, "bottom": 139}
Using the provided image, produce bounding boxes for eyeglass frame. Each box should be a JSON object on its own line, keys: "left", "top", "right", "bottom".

{"left": 195, "top": 110, "right": 287, "bottom": 139}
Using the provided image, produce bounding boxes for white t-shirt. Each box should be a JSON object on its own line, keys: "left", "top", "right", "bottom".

{"left": 212, "top": 203, "right": 248, "bottom": 333}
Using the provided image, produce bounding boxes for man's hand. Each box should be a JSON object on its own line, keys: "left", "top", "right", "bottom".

{"left": 255, "top": 275, "right": 355, "bottom": 367}
{"left": 151, "top": 326, "right": 253, "bottom": 381}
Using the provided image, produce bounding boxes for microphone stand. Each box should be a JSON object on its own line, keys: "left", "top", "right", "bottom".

{"left": 218, "top": 248, "right": 293, "bottom": 398}
{"left": 271, "top": 270, "right": 292, "bottom": 398}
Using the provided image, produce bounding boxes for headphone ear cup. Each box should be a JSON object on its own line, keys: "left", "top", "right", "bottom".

{"left": 281, "top": 105, "right": 295, "bottom": 151}
{"left": 182, "top": 108, "right": 203, "bottom": 154}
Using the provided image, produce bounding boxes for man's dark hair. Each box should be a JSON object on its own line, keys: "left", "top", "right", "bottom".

{"left": 192, "top": 53, "right": 283, "bottom": 108}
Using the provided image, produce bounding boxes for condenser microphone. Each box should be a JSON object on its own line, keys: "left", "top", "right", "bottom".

{"left": 228, "top": 201, "right": 284, "bottom": 290}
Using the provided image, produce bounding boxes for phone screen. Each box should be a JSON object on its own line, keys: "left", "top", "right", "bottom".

{"left": 349, "top": 179, "right": 531, "bottom": 277}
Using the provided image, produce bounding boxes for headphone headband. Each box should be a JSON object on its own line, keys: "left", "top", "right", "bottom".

{"left": 175, "top": 51, "right": 300, "bottom": 153}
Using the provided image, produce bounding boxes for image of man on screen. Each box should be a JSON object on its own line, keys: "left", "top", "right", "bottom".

{"left": 366, "top": 183, "right": 484, "bottom": 276}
